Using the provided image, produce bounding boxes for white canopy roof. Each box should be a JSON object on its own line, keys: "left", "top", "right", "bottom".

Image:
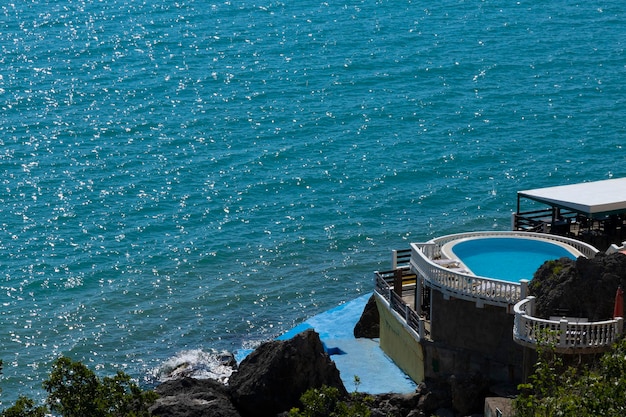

{"left": 518, "top": 178, "right": 626, "bottom": 217}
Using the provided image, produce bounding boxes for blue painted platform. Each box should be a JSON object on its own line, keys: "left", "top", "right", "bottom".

{"left": 275, "top": 293, "right": 417, "bottom": 394}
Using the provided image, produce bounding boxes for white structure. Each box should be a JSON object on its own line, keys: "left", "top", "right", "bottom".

{"left": 518, "top": 178, "right": 626, "bottom": 216}
{"left": 513, "top": 296, "right": 623, "bottom": 354}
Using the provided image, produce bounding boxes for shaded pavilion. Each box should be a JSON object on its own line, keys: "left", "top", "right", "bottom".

{"left": 514, "top": 178, "right": 626, "bottom": 250}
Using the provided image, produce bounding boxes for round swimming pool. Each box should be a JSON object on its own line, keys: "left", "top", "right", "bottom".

{"left": 444, "top": 237, "right": 579, "bottom": 283}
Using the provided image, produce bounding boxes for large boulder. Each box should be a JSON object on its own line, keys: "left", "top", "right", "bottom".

{"left": 530, "top": 252, "right": 626, "bottom": 320}
{"left": 149, "top": 377, "right": 241, "bottom": 417}
{"left": 229, "top": 329, "right": 347, "bottom": 417}
{"left": 354, "top": 295, "right": 380, "bottom": 338}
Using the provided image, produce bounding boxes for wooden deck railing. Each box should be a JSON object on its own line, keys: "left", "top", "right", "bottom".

{"left": 374, "top": 270, "right": 427, "bottom": 341}
{"left": 513, "top": 296, "right": 623, "bottom": 353}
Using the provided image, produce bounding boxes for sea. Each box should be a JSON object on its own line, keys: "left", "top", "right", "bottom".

{"left": 1, "top": 0, "right": 625, "bottom": 405}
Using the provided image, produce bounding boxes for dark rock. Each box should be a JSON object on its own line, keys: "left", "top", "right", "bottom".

{"left": 433, "top": 408, "right": 455, "bottom": 417}
{"left": 369, "top": 392, "right": 420, "bottom": 417}
{"left": 354, "top": 295, "right": 380, "bottom": 338}
{"left": 229, "top": 329, "right": 347, "bottom": 417}
{"left": 219, "top": 351, "right": 238, "bottom": 369}
{"left": 416, "top": 380, "right": 452, "bottom": 414}
{"left": 449, "top": 373, "right": 489, "bottom": 416}
{"left": 150, "top": 377, "right": 241, "bottom": 417}
{"left": 531, "top": 253, "right": 626, "bottom": 320}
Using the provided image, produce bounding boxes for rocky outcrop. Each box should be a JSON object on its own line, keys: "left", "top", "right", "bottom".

{"left": 368, "top": 392, "right": 420, "bottom": 417}
{"left": 150, "top": 377, "right": 241, "bottom": 417}
{"left": 150, "top": 330, "right": 345, "bottom": 417}
{"left": 530, "top": 252, "right": 626, "bottom": 320}
{"left": 229, "top": 329, "right": 347, "bottom": 417}
{"left": 354, "top": 294, "right": 380, "bottom": 338}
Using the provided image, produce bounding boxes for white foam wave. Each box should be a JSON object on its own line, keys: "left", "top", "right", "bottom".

{"left": 153, "top": 349, "right": 237, "bottom": 384}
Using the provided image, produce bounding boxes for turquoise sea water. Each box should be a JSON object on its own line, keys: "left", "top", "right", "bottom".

{"left": 1, "top": 0, "right": 626, "bottom": 403}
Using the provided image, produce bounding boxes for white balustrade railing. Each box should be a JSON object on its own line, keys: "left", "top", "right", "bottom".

{"left": 411, "top": 242, "right": 523, "bottom": 307}
{"left": 409, "top": 231, "right": 598, "bottom": 308}
{"left": 513, "top": 297, "right": 623, "bottom": 353}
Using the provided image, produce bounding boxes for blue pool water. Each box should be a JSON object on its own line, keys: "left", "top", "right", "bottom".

{"left": 449, "top": 238, "right": 578, "bottom": 282}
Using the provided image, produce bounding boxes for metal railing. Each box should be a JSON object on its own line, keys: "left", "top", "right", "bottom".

{"left": 513, "top": 209, "right": 577, "bottom": 231}
{"left": 513, "top": 296, "right": 623, "bottom": 353}
{"left": 374, "top": 269, "right": 428, "bottom": 341}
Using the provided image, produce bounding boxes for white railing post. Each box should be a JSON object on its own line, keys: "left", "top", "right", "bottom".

{"left": 617, "top": 317, "right": 624, "bottom": 336}
{"left": 527, "top": 296, "right": 536, "bottom": 316}
{"left": 559, "top": 319, "right": 568, "bottom": 347}
{"left": 391, "top": 250, "right": 398, "bottom": 270}
{"left": 520, "top": 280, "right": 529, "bottom": 299}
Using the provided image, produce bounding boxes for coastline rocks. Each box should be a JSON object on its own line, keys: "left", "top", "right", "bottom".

{"left": 150, "top": 330, "right": 345, "bottom": 417}
{"left": 369, "top": 392, "right": 421, "bottom": 417}
{"left": 150, "top": 377, "right": 241, "bottom": 417}
{"left": 229, "top": 329, "right": 347, "bottom": 416}
{"left": 353, "top": 294, "right": 380, "bottom": 338}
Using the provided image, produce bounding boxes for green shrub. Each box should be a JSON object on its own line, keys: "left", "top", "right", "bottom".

{"left": 0, "top": 397, "right": 47, "bottom": 417}
{"left": 1, "top": 357, "right": 156, "bottom": 417}
{"left": 289, "top": 379, "right": 373, "bottom": 417}
{"left": 514, "top": 337, "right": 626, "bottom": 417}
{"left": 42, "top": 357, "right": 157, "bottom": 417}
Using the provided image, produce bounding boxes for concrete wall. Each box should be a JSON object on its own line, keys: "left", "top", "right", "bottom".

{"left": 427, "top": 290, "right": 524, "bottom": 383}
{"left": 375, "top": 289, "right": 526, "bottom": 386}
{"left": 375, "top": 295, "right": 425, "bottom": 383}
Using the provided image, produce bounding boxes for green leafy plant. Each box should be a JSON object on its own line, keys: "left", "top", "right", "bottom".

{"left": 289, "top": 377, "right": 373, "bottom": 417}
{"left": 0, "top": 397, "right": 47, "bottom": 417}
{"left": 42, "top": 357, "right": 157, "bottom": 417}
{"left": 0, "top": 356, "right": 157, "bottom": 417}
{"left": 514, "top": 336, "right": 626, "bottom": 417}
